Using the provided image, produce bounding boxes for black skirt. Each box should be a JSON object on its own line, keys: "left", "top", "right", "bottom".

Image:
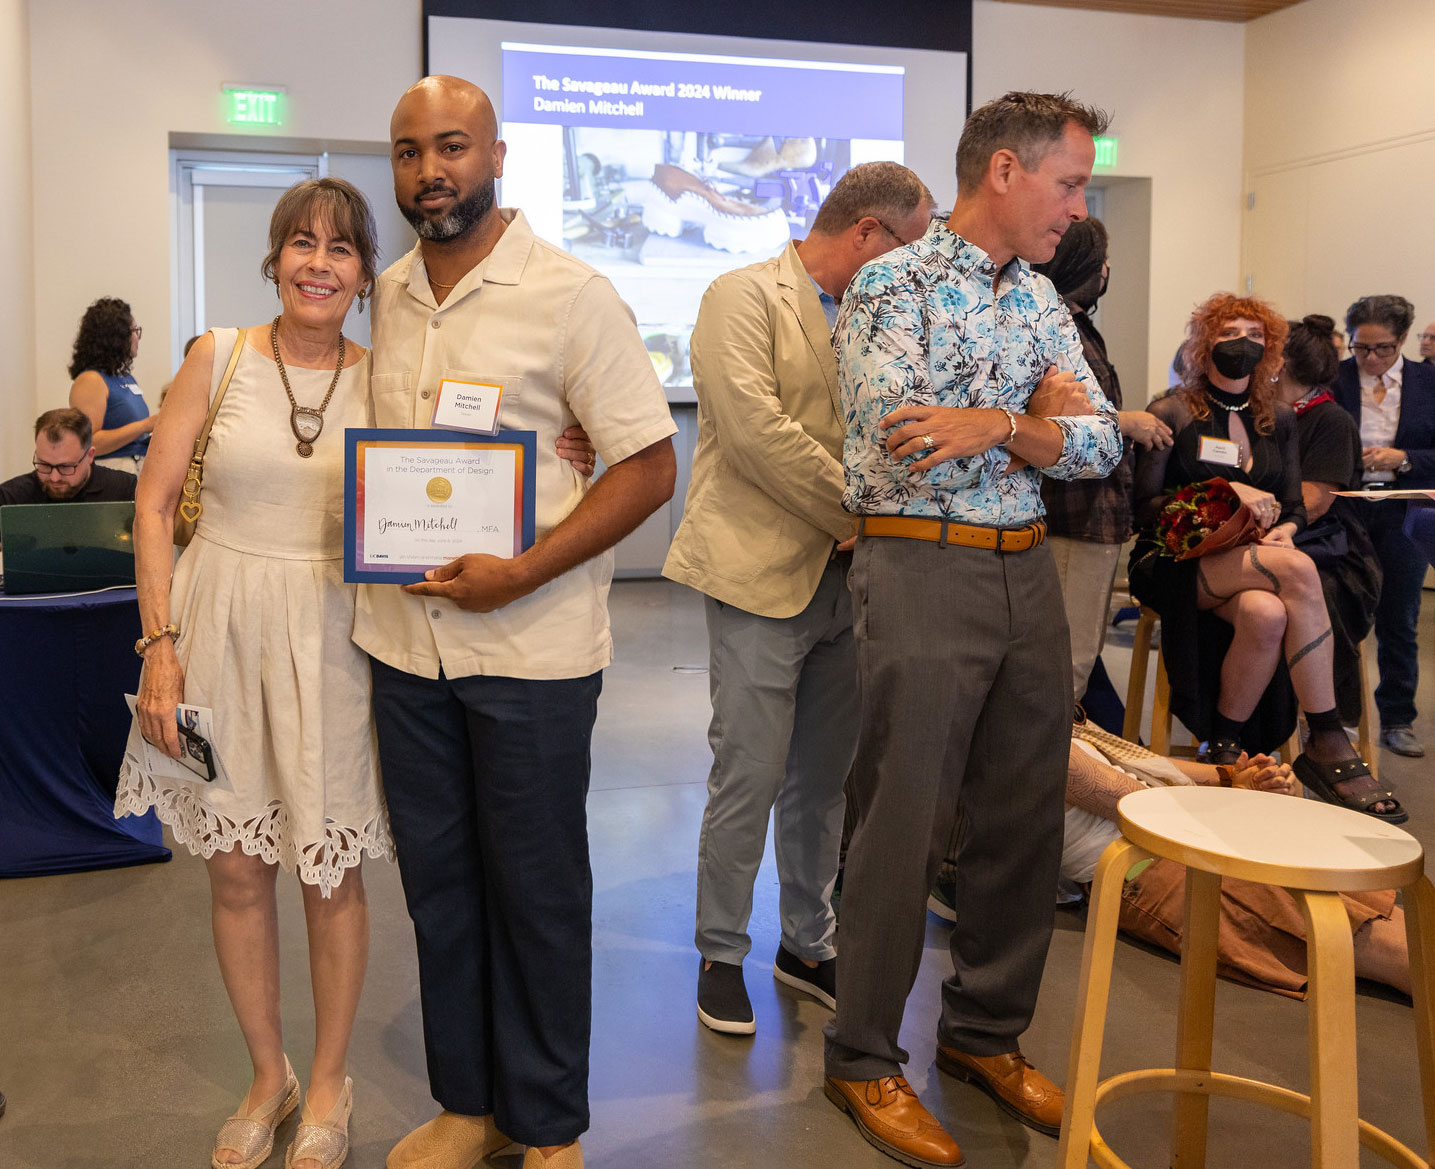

{"left": 1127, "top": 538, "right": 1298, "bottom": 755}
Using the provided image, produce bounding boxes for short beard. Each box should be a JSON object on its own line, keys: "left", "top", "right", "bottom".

{"left": 401, "top": 182, "right": 496, "bottom": 242}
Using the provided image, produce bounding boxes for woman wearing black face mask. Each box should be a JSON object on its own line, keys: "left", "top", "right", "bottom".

{"left": 1129, "top": 292, "right": 1403, "bottom": 823}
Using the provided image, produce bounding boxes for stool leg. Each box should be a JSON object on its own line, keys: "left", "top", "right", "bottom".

{"left": 1152, "top": 652, "right": 1173, "bottom": 756}
{"left": 1403, "top": 876, "right": 1435, "bottom": 1160}
{"left": 1296, "top": 889, "right": 1360, "bottom": 1169}
{"left": 1058, "top": 838, "right": 1150, "bottom": 1169}
{"left": 1123, "top": 612, "right": 1153, "bottom": 742}
{"left": 1358, "top": 640, "right": 1378, "bottom": 785}
{"left": 1171, "top": 866, "right": 1222, "bottom": 1169}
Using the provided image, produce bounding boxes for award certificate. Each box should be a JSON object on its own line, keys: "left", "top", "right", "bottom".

{"left": 344, "top": 428, "right": 537, "bottom": 584}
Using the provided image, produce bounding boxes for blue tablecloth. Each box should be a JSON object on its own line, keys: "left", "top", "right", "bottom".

{"left": 0, "top": 586, "right": 170, "bottom": 876}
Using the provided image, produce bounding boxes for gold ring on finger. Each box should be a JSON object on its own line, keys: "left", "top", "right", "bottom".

{"left": 921, "top": 434, "right": 936, "bottom": 451}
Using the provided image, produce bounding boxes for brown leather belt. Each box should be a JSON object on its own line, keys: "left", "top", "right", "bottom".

{"left": 857, "top": 515, "right": 1047, "bottom": 552}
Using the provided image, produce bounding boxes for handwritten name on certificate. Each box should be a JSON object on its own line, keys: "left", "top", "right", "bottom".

{"left": 344, "top": 429, "right": 537, "bottom": 584}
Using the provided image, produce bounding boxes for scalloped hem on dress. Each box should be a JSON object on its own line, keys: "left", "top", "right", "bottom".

{"left": 114, "top": 755, "right": 394, "bottom": 898}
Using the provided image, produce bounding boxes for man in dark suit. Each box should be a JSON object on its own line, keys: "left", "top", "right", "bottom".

{"left": 1334, "top": 295, "right": 1435, "bottom": 757}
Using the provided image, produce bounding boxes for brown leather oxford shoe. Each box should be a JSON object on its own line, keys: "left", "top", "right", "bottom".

{"left": 935, "top": 1046, "right": 1064, "bottom": 1136}
{"left": 823, "top": 1075, "right": 965, "bottom": 1168}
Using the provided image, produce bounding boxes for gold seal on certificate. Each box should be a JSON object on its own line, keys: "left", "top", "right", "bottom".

{"left": 345, "top": 429, "right": 538, "bottom": 584}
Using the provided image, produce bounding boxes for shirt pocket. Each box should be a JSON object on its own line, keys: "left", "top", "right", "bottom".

{"left": 371, "top": 372, "right": 414, "bottom": 428}
{"left": 435, "top": 370, "right": 524, "bottom": 431}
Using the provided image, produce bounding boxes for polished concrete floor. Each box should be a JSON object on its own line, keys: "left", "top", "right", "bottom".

{"left": 1, "top": 578, "right": 1431, "bottom": 1168}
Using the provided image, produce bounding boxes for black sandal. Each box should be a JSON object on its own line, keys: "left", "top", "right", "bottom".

{"left": 1292, "top": 753, "right": 1408, "bottom": 825}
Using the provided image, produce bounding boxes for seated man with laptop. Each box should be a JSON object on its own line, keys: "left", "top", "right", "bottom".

{"left": 0, "top": 408, "right": 137, "bottom": 507}
{"left": 1, "top": 408, "right": 138, "bottom": 593}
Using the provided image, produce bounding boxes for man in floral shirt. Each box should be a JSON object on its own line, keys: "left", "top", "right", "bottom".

{"left": 822, "top": 92, "right": 1120, "bottom": 1168}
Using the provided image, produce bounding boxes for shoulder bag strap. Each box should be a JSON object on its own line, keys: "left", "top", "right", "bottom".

{"left": 178, "top": 328, "right": 247, "bottom": 519}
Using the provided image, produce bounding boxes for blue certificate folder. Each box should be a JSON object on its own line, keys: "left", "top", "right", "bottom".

{"left": 344, "top": 428, "right": 537, "bottom": 584}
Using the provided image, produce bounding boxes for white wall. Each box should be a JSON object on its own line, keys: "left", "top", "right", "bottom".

{"left": 1243, "top": 0, "right": 1435, "bottom": 337}
{"left": 973, "top": 1, "right": 1247, "bottom": 403}
{"left": 12, "top": 0, "right": 1246, "bottom": 445}
{"left": 26, "top": 0, "right": 421, "bottom": 425}
{"left": 0, "top": 0, "right": 34, "bottom": 474}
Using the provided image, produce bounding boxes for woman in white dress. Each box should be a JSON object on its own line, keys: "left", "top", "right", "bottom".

{"left": 118, "top": 177, "right": 389, "bottom": 1169}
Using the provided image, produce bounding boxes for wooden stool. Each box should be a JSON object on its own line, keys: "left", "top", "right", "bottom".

{"left": 1123, "top": 607, "right": 1197, "bottom": 758}
{"left": 1122, "top": 606, "right": 1353, "bottom": 769}
{"left": 1058, "top": 786, "right": 1434, "bottom": 1169}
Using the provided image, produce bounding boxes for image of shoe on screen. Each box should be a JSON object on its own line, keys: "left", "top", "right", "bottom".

{"left": 0, "top": 408, "right": 136, "bottom": 510}
{"left": 1129, "top": 292, "right": 1403, "bottom": 823}
{"left": 66, "top": 296, "right": 154, "bottom": 475}
{"left": 1061, "top": 718, "right": 1411, "bottom": 1000}
{"left": 1332, "top": 294, "right": 1435, "bottom": 760}
{"left": 1271, "top": 314, "right": 1381, "bottom": 730}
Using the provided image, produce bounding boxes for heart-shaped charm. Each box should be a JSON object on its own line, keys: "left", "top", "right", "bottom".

{"left": 179, "top": 500, "right": 202, "bottom": 522}
{"left": 291, "top": 406, "right": 324, "bottom": 444}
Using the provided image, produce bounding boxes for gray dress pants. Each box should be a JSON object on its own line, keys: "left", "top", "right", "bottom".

{"left": 824, "top": 535, "right": 1070, "bottom": 1079}
{"left": 695, "top": 557, "right": 859, "bottom": 964}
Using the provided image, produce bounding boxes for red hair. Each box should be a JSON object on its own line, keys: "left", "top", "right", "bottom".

{"left": 1175, "top": 292, "right": 1289, "bottom": 435}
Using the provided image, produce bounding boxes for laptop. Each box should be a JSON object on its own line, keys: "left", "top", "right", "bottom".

{"left": 0, "top": 500, "right": 137, "bottom": 594}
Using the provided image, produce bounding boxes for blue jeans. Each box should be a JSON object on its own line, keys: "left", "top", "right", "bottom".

{"left": 369, "top": 658, "right": 601, "bottom": 1147}
{"left": 1364, "top": 498, "right": 1426, "bottom": 729}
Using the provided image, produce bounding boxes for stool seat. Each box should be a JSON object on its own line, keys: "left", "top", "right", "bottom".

{"left": 1118, "top": 786, "right": 1424, "bottom": 893}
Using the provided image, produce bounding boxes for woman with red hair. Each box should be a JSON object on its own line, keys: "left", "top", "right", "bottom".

{"left": 1129, "top": 293, "right": 1403, "bottom": 822}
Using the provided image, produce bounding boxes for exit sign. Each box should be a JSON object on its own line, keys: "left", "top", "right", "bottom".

{"left": 1093, "top": 136, "right": 1118, "bottom": 168}
{"left": 223, "top": 85, "right": 286, "bottom": 126}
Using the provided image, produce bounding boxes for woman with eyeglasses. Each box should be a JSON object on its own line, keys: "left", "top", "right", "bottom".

{"left": 1332, "top": 295, "right": 1435, "bottom": 759}
{"left": 1129, "top": 292, "right": 1403, "bottom": 823}
{"left": 67, "top": 296, "right": 155, "bottom": 474}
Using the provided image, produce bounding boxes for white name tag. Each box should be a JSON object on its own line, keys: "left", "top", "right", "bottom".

{"left": 1198, "top": 435, "right": 1240, "bottom": 467}
{"left": 432, "top": 378, "right": 503, "bottom": 435}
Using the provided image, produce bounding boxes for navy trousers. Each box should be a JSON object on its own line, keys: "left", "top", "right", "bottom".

{"left": 369, "top": 658, "right": 602, "bottom": 1147}
{"left": 1364, "top": 498, "right": 1426, "bottom": 729}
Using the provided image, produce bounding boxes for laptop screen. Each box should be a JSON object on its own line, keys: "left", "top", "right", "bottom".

{"left": 0, "top": 500, "right": 137, "bottom": 594}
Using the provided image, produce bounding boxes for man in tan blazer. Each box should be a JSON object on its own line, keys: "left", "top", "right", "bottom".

{"left": 664, "top": 163, "right": 934, "bottom": 1034}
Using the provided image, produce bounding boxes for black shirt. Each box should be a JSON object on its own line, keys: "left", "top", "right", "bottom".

{"left": 0, "top": 464, "right": 137, "bottom": 507}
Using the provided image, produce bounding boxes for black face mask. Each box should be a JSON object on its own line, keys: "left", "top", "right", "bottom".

{"left": 1211, "top": 337, "right": 1264, "bottom": 380}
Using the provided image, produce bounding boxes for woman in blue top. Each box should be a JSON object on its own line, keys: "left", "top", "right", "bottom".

{"left": 67, "top": 296, "right": 155, "bottom": 471}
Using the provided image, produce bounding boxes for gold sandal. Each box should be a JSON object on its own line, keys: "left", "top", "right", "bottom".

{"left": 285, "top": 1076, "right": 353, "bottom": 1169}
{"left": 212, "top": 1055, "right": 301, "bottom": 1169}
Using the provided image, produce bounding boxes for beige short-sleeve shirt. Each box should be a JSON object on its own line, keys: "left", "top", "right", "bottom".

{"left": 354, "top": 209, "right": 677, "bottom": 680}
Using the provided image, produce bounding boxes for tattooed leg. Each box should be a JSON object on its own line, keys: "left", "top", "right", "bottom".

{"left": 1287, "top": 627, "right": 1332, "bottom": 673}
{"left": 1248, "top": 545, "right": 1281, "bottom": 594}
{"left": 1196, "top": 560, "right": 1236, "bottom": 604}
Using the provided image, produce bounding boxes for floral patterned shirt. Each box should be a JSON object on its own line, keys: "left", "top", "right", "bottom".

{"left": 837, "top": 221, "right": 1121, "bottom": 524}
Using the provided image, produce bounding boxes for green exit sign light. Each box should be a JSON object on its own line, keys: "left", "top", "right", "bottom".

{"left": 1093, "top": 136, "right": 1118, "bottom": 168}
{"left": 224, "top": 85, "right": 285, "bottom": 126}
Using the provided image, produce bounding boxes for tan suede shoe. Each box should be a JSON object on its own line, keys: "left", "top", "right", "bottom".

{"left": 935, "top": 1046, "right": 1064, "bottom": 1136}
{"left": 520, "top": 1140, "right": 583, "bottom": 1168}
{"left": 824, "top": 1076, "right": 964, "bottom": 1168}
{"left": 386, "top": 1111, "right": 512, "bottom": 1169}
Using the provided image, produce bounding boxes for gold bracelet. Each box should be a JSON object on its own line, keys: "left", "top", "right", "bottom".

{"left": 134, "top": 623, "right": 178, "bottom": 657}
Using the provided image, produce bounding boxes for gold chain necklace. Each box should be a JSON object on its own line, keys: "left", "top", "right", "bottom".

{"left": 271, "top": 315, "right": 345, "bottom": 458}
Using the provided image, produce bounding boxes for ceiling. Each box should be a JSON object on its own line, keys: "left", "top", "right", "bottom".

{"left": 989, "top": 0, "right": 1305, "bottom": 21}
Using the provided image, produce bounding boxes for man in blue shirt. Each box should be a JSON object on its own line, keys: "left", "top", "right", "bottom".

{"left": 822, "top": 92, "right": 1120, "bottom": 1168}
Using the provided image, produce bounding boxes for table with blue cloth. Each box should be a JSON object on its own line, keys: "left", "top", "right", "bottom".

{"left": 0, "top": 586, "right": 170, "bottom": 876}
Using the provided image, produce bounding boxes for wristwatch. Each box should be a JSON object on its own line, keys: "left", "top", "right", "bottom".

{"left": 1397, "top": 453, "right": 1412, "bottom": 474}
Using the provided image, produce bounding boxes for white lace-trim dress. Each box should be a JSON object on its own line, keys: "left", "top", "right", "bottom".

{"left": 115, "top": 328, "right": 393, "bottom": 895}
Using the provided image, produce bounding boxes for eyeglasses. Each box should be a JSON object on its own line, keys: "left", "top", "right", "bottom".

{"left": 130, "top": 325, "right": 143, "bottom": 338}
{"left": 33, "top": 456, "right": 88, "bottom": 476}
{"left": 868, "top": 217, "right": 915, "bottom": 247}
{"left": 1420, "top": 333, "right": 1435, "bottom": 343}
{"left": 1350, "top": 342, "right": 1398, "bottom": 357}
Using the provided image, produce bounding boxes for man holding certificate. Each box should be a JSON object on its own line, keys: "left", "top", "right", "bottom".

{"left": 356, "top": 76, "right": 677, "bottom": 1169}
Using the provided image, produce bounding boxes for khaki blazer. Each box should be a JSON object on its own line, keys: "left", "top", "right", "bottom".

{"left": 664, "top": 242, "right": 853, "bottom": 619}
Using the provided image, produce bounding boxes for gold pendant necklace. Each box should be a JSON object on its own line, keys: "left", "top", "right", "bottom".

{"left": 271, "top": 316, "right": 345, "bottom": 458}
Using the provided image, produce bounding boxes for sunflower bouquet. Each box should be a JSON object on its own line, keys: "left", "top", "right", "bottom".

{"left": 1155, "top": 477, "right": 1260, "bottom": 561}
